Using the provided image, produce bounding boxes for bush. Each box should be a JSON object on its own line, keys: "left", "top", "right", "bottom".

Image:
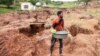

{"left": 50, "top": 1, "right": 63, "bottom": 5}
{"left": 78, "top": 0, "right": 91, "bottom": 5}
{"left": 30, "top": 0, "right": 39, "bottom": 5}
{"left": 0, "top": 0, "right": 14, "bottom": 8}
{"left": 42, "top": 0, "right": 51, "bottom": 4}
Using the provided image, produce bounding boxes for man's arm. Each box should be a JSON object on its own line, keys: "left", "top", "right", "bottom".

{"left": 52, "top": 18, "right": 59, "bottom": 28}
{"left": 62, "top": 20, "right": 64, "bottom": 28}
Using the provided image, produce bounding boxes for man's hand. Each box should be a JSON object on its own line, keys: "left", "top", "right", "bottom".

{"left": 50, "top": 28, "right": 56, "bottom": 34}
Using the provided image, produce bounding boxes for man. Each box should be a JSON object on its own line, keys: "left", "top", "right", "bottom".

{"left": 50, "top": 11, "right": 64, "bottom": 56}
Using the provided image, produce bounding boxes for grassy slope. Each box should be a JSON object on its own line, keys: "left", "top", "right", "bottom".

{"left": 0, "top": 5, "right": 20, "bottom": 14}
{"left": 48, "top": 2, "right": 78, "bottom": 8}
{"left": 0, "top": 2, "right": 78, "bottom": 14}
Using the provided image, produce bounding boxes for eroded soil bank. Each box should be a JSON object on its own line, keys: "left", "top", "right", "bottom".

{"left": 0, "top": 7, "right": 100, "bottom": 56}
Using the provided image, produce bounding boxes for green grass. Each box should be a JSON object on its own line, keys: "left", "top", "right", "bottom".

{"left": 0, "top": 2, "right": 77, "bottom": 14}
{"left": 48, "top": 2, "right": 78, "bottom": 8}
{"left": 0, "top": 5, "right": 20, "bottom": 14}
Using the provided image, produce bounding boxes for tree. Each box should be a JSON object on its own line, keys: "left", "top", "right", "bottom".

{"left": 78, "top": 0, "right": 91, "bottom": 5}
{"left": 42, "top": 0, "right": 50, "bottom": 4}
{"left": 30, "top": 0, "right": 39, "bottom": 5}
{"left": 30, "top": 0, "right": 51, "bottom": 5}
{"left": 0, "top": 0, "right": 14, "bottom": 8}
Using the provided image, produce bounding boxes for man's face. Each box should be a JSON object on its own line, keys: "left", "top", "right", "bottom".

{"left": 59, "top": 12, "right": 63, "bottom": 17}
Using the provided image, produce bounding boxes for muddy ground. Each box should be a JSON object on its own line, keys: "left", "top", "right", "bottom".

{"left": 0, "top": 7, "right": 100, "bottom": 56}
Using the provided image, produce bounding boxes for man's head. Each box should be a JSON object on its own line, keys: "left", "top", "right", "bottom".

{"left": 57, "top": 11, "right": 63, "bottom": 18}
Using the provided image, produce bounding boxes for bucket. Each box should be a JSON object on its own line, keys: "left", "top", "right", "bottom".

{"left": 54, "top": 31, "right": 68, "bottom": 39}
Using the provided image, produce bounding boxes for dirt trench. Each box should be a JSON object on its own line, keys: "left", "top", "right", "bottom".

{"left": 0, "top": 9, "right": 52, "bottom": 56}
{"left": 68, "top": 25, "right": 93, "bottom": 36}
{"left": 0, "top": 19, "right": 99, "bottom": 56}
{"left": 0, "top": 27, "right": 99, "bottom": 56}
{"left": 0, "top": 8, "right": 100, "bottom": 56}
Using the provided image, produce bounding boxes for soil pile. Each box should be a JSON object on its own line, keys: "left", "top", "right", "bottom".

{"left": 0, "top": 8, "right": 100, "bottom": 56}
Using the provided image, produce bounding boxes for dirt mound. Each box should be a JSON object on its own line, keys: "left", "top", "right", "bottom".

{"left": 65, "top": 19, "right": 99, "bottom": 36}
{"left": 0, "top": 29, "right": 99, "bottom": 56}
{"left": 62, "top": 34, "right": 99, "bottom": 56}
{"left": 0, "top": 10, "right": 52, "bottom": 56}
{"left": 0, "top": 29, "right": 51, "bottom": 56}
{"left": 97, "top": 34, "right": 100, "bottom": 56}
{"left": 0, "top": 23, "right": 99, "bottom": 56}
{"left": 79, "top": 15, "right": 94, "bottom": 19}
{"left": 0, "top": 8, "right": 100, "bottom": 56}
{"left": 68, "top": 25, "right": 93, "bottom": 36}
{"left": 0, "top": 10, "right": 51, "bottom": 27}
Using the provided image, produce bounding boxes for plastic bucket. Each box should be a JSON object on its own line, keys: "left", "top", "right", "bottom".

{"left": 54, "top": 31, "right": 68, "bottom": 39}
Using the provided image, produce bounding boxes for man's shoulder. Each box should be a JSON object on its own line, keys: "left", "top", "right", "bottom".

{"left": 53, "top": 17, "right": 59, "bottom": 21}
{"left": 52, "top": 17, "right": 59, "bottom": 23}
